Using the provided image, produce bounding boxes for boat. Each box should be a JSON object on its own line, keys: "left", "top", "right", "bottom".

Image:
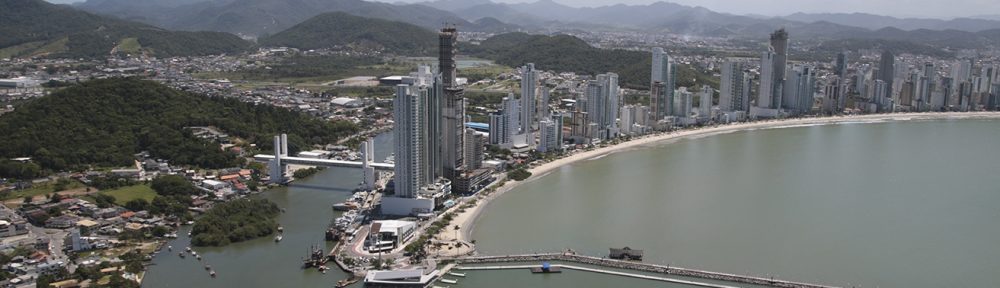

{"left": 274, "top": 235, "right": 283, "bottom": 242}
{"left": 196, "top": 255, "right": 202, "bottom": 261}
{"left": 440, "top": 279, "right": 458, "bottom": 284}
{"left": 178, "top": 252, "right": 185, "bottom": 258}
{"left": 205, "top": 264, "right": 211, "bottom": 271}
{"left": 301, "top": 244, "right": 328, "bottom": 269}
{"left": 209, "top": 270, "right": 217, "bottom": 278}
{"left": 185, "top": 247, "right": 192, "bottom": 252}
{"left": 447, "top": 272, "right": 466, "bottom": 277}
{"left": 277, "top": 226, "right": 284, "bottom": 233}
{"left": 167, "top": 246, "right": 172, "bottom": 252}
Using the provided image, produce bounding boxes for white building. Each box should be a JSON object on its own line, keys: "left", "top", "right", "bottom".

{"left": 699, "top": 85, "right": 713, "bottom": 121}
{"left": 520, "top": 63, "right": 538, "bottom": 140}
{"left": 585, "top": 73, "right": 620, "bottom": 140}
{"left": 367, "top": 220, "right": 417, "bottom": 253}
{"left": 719, "top": 60, "right": 750, "bottom": 113}
{"left": 393, "top": 79, "right": 427, "bottom": 198}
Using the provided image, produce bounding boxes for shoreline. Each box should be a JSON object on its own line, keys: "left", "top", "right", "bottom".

{"left": 443, "top": 111, "right": 1000, "bottom": 248}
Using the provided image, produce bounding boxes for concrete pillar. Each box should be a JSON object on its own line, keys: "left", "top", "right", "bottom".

{"left": 280, "top": 133, "right": 288, "bottom": 156}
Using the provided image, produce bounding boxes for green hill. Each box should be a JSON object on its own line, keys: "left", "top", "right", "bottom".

{"left": 0, "top": 78, "right": 357, "bottom": 172}
{"left": 259, "top": 12, "right": 437, "bottom": 55}
{"left": 466, "top": 33, "right": 717, "bottom": 90}
{"left": 0, "top": 0, "right": 251, "bottom": 59}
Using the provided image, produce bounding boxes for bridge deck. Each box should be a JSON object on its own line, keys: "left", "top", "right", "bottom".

{"left": 253, "top": 154, "right": 393, "bottom": 170}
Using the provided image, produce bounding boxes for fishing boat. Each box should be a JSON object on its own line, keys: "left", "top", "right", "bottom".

{"left": 178, "top": 252, "right": 185, "bottom": 258}
{"left": 167, "top": 246, "right": 172, "bottom": 252}
{"left": 205, "top": 264, "right": 211, "bottom": 271}
{"left": 277, "top": 226, "right": 284, "bottom": 233}
{"left": 301, "top": 244, "right": 328, "bottom": 269}
{"left": 274, "top": 235, "right": 283, "bottom": 242}
{"left": 196, "top": 255, "right": 202, "bottom": 261}
{"left": 209, "top": 270, "right": 217, "bottom": 278}
{"left": 185, "top": 247, "right": 192, "bottom": 252}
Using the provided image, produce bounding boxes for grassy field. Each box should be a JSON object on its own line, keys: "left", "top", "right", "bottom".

{"left": 98, "top": 184, "right": 157, "bottom": 206}
{"left": 1, "top": 180, "right": 86, "bottom": 201}
{"left": 116, "top": 37, "right": 142, "bottom": 54}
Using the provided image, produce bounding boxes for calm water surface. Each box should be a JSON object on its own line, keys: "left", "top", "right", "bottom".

{"left": 472, "top": 119, "right": 1000, "bottom": 288}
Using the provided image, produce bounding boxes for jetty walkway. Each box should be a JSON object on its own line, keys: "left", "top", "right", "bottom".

{"left": 436, "top": 253, "right": 839, "bottom": 288}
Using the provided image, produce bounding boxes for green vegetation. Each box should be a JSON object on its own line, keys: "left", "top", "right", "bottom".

{"left": 259, "top": 12, "right": 437, "bottom": 55}
{"left": 115, "top": 37, "right": 141, "bottom": 54}
{"left": 151, "top": 175, "right": 198, "bottom": 196}
{"left": 190, "top": 198, "right": 282, "bottom": 247}
{"left": 0, "top": 0, "right": 250, "bottom": 58}
{"left": 0, "top": 78, "right": 358, "bottom": 172}
{"left": 221, "top": 55, "right": 410, "bottom": 82}
{"left": 292, "top": 167, "right": 323, "bottom": 179}
{"left": 507, "top": 168, "right": 532, "bottom": 181}
{"left": 98, "top": 184, "right": 156, "bottom": 206}
{"left": 0, "top": 160, "right": 43, "bottom": 180}
{"left": 465, "top": 33, "right": 717, "bottom": 90}
{"left": 1, "top": 179, "right": 85, "bottom": 201}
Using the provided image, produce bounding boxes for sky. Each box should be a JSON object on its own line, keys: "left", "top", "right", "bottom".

{"left": 402, "top": 0, "right": 998, "bottom": 19}
{"left": 44, "top": 0, "right": 999, "bottom": 19}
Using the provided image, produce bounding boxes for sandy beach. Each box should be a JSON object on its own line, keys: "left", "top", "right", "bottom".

{"left": 433, "top": 111, "right": 1000, "bottom": 254}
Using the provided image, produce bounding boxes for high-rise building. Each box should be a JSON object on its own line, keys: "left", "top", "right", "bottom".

{"left": 676, "top": 87, "right": 693, "bottom": 117}
{"left": 463, "top": 129, "right": 484, "bottom": 170}
{"left": 769, "top": 29, "right": 789, "bottom": 108}
{"left": 650, "top": 47, "right": 676, "bottom": 120}
{"left": 489, "top": 95, "right": 519, "bottom": 148}
{"left": 699, "top": 85, "right": 712, "bottom": 119}
{"left": 758, "top": 50, "right": 776, "bottom": 109}
{"left": 413, "top": 66, "right": 442, "bottom": 182}
{"left": 720, "top": 60, "right": 749, "bottom": 112}
{"left": 783, "top": 65, "right": 815, "bottom": 114}
{"left": 520, "top": 63, "right": 538, "bottom": 137}
{"left": 958, "top": 80, "right": 974, "bottom": 111}
{"left": 619, "top": 105, "right": 635, "bottom": 135}
{"left": 393, "top": 81, "right": 427, "bottom": 198}
{"left": 874, "top": 80, "right": 890, "bottom": 112}
{"left": 585, "top": 73, "right": 620, "bottom": 139}
{"left": 539, "top": 88, "right": 550, "bottom": 120}
{"left": 835, "top": 51, "right": 848, "bottom": 79}
{"left": 878, "top": 51, "right": 895, "bottom": 99}
{"left": 488, "top": 112, "right": 505, "bottom": 146}
{"left": 537, "top": 118, "right": 561, "bottom": 153}
{"left": 439, "top": 27, "right": 465, "bottom": 181}
{"left": 951, "top": 59, "right": 973, "bottom": 82}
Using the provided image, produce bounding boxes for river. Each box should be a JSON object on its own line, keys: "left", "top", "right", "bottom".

{"left": 470, "top": 118, "right": 1000, "bottom": 288}
{"left": 141, "top": 133, "right": 394, "bottom": 288}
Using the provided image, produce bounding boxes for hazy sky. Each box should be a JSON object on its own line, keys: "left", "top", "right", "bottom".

{"left": 398, "top": 0, "right": 997, "bottom": 19}
{"left": 45, "top": 0, "right": 998, "bottom": 19}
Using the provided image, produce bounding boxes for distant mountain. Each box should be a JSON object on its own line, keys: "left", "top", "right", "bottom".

{"left": 0, "top": 0, "right": 250, "bottom": 59}
{"left": 783, "top": 13, "right": 1000, "bottom": 32}
{"left": 77, "top": 0, "right": 475, "bottom": 37}
{"left": 259, "top": 12, "right": 437, "bottom": 55}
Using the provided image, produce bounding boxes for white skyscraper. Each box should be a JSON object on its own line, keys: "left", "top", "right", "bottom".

{"left": 537, "top": 119, "right": 560, "bottom": 153}
{"left": 619, "top": 105, "right": 635, "bottom": 135}
{"left": 699, "top": 85, "right": 713, "bottom": 119}
{"left": 720, "top": 60, "right": 749, "bottom": 112}
{"left": 650, "top": 47, "right": 676, "bottom": 120}
{"left": 676, "top": 87, "right": 693, "bottom": 117}
{"left": 393, "top": 80, "right": 427, "bottom": 198}
{"left": 520, "top": 63, "right": 538, "bottom": 136}
{"left": 758, "top": 50, "right": 776, "bottom": 109}
{"left": 490, "top": 95, "right": 520, "bottom": 148}
{"left": 585, "top": 73, "right": 620, "bottom": 140}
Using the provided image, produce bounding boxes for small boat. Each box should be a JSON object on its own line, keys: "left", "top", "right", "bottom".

{"left": 178, "top": 252, "right": 185, "bottom": 258}
{"left": 167, "top": 246, "right": 172, "bottom": 252}
{"left": 209, "top": 270, "right": 217, "bottom": 278}
{"left": 274, "top": 235, "right": 283, "bottom": 242}
{"left": 277, "top": 226, "right": 284, "bottom": 233}
{"left": 196, "top": 255, "right": 202, "bottom": 261}
{"left": 185, "top": 247, "right": 192, "bottom": 252}
{"left": 185, "top": 221, "right": 195, "bottom": 225}
{"left": 440, "top": 279, "right": 458, "bottom": 284}
{"left": 447, "top": 272, "right": 466, "bottom": 277}
{"left": 205, "top": 264, "right": 211, "bottom": 271}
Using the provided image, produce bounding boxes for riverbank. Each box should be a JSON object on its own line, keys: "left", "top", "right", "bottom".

{"left": 440, "top": 111, "right": 1000, "bottom": 248}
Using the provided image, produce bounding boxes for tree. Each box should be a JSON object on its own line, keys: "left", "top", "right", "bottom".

{"left": 124, "top": 198, "right": 149, "bottom": 212}
{"left": 151, "top": 175, "right": 198, "bottom": 196}
{"left": 93, "top": 194, "right": 116, "bottom": 208}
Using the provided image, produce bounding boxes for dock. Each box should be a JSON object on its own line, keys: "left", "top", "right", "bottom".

{"left": 437, "top": 253, "right": 840, "bottom": 288}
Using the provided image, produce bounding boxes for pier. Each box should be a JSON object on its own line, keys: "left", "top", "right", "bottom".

{"left": 456, "top": 264, "right": 737, "bottom": 288}
{"left": 436, "top": 253, "right": 840, "bottom": 288}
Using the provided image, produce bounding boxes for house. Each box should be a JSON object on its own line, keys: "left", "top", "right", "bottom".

{"left": 609, "top": 247, "right": 643, "bottom": 261}
{"left": 45, "top": 215, "right": 79, "bottom": 229}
